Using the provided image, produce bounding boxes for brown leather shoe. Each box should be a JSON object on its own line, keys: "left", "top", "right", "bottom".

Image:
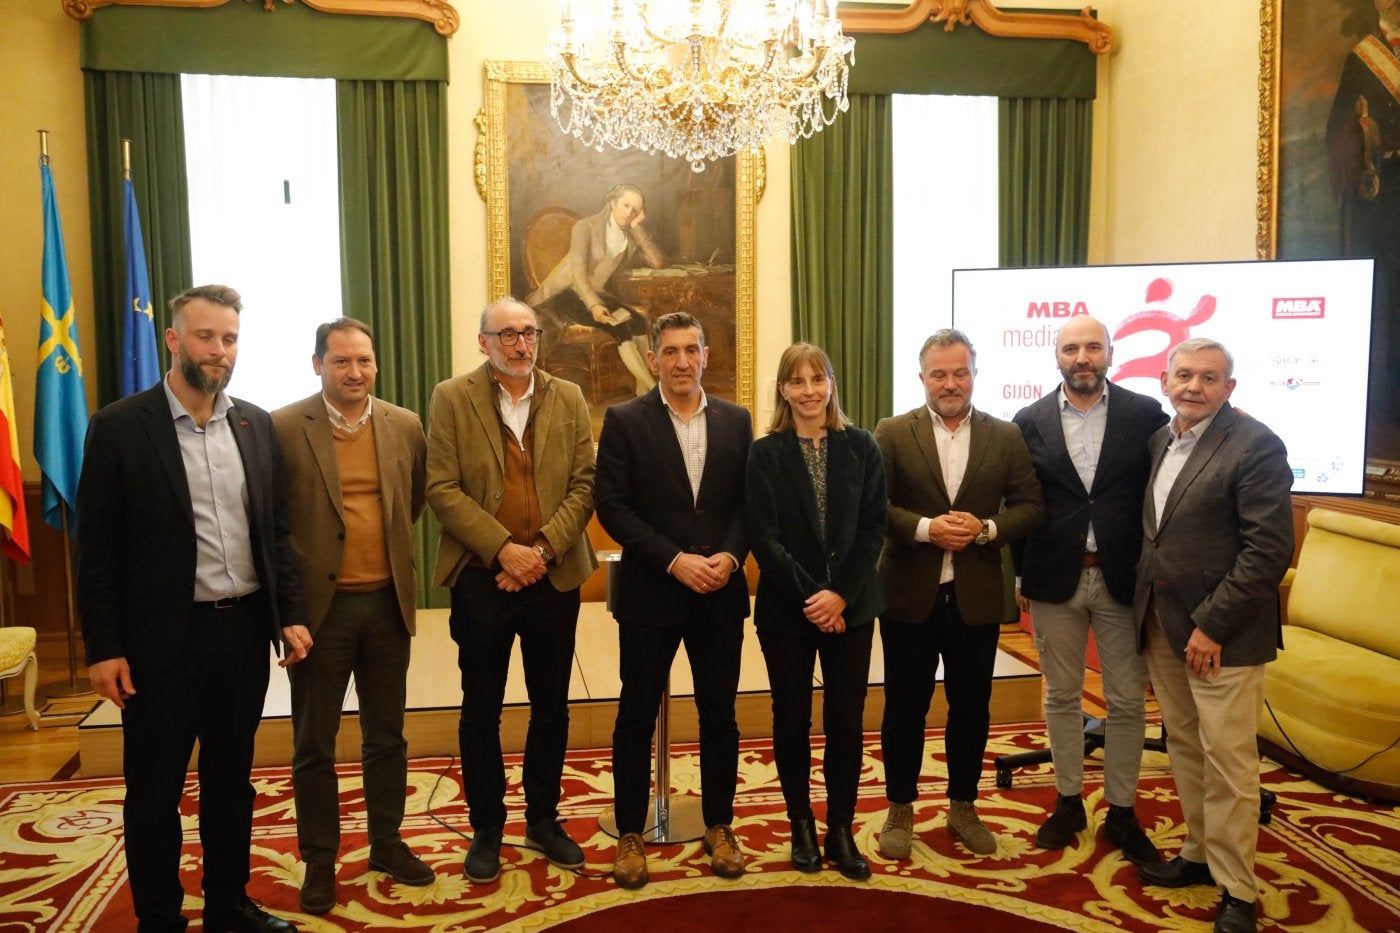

{"left": 703, "top": 824, "right": 746, "bottom": 878}
{"left": 299, "top": 862, "right": 335, "bottom": 915}
{"left": 613, "top": 832, "right": 649, "bottom": 889}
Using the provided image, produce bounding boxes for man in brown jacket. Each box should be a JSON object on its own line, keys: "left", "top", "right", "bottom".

{"left": 272, "top": 319, "right": 430, "bottom": 915}
{"left": 427, "top": 297, "right": 598, "bottom": 885}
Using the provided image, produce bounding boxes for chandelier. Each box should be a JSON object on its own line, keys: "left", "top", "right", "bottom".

{"left": 545, "top": 0, "right": 855, "bottom": 172}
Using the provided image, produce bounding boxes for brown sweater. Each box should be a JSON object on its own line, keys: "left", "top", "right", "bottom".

{"left": 331, "top": 419, "right": 392, "bottom": 591}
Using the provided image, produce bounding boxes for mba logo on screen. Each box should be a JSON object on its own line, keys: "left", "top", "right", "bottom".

{"left": 1272, "top": 297, "right": 1325, "bottom": 319}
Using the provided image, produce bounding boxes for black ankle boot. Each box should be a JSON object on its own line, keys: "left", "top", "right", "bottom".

{"left": 824, "top": 825, "right": 871, "bottom": 880}
{"left": 789, "top": 818, "right": 821, "bottom": 872}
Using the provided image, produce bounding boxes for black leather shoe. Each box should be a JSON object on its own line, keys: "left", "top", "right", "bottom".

{"left": 203, "top": 898, "right": 296, "bottom": 933}
{"left": 789, "top": 818, "right": 822, "bottom": 872}
{"left": 1034, "top": 794, "right": 1086, "bottom": 849}
{"left": 1138, "top": 855, "right": 1216, "bottom": 888}
{"left": 824, "top": 826, "right": 871, "bottom": 881}
{"left": 465, "top": 827, "right": 503, "bottom": 884}
{"left": 524, "top": 819, "right": 585, "bottom": 869}
{"left": 1104, "top": 805, "right": 1161, "bottom": 866}
{"left": 1214, "top": 893, "right": 1257, "bottom": 932}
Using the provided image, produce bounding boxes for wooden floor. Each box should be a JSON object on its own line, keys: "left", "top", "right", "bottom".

{"left": 0, "top": 608, "right": 1107, "bottom": 785}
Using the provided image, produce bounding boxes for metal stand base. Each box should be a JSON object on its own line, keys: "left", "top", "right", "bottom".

{"left": 597, "top": 796, "right": 706, "bottom": 844}
{"left": 41, "top": 677, "right": 94, "bottom": 700}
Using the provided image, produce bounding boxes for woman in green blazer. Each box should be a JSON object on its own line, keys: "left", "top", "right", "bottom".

{"left": 745, "top": 343, "right": 887, "bottom": 880}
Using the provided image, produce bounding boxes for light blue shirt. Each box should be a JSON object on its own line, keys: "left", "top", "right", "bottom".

{"left": 1152, "top": 410, "right": 1220, "bottom": 531}
{"left": 162, "top": 375, "right": 258, "bottom": 601}
{"left": 1059, "top": 384, "right": 1109, "bottom": 551}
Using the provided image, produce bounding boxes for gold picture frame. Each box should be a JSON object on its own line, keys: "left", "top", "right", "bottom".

{"left": 476, "top": 60, "right": 759, "bottom": 432}
{"left": 1258, "top": 0, "right": 1400, "bottom": 481}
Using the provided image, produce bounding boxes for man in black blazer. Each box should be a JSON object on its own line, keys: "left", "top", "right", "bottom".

{"left": 875, "top": 329, "right": 1044, "bottom": 859}
{"left": 77, "top": 285, "right": 311, "bottom": 933}
{"left": 1133, "top": 338, "right": 1293, "bottom": 933}
{"left": 595, "top": 312, "right": 752, "bottom": 889}
{"left": 1013, "top": 316, "right": 1167, "bottom": 863}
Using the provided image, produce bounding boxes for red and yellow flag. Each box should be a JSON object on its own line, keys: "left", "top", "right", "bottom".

{"left": 0, "top": 310, "right": 31, "bottom": 564}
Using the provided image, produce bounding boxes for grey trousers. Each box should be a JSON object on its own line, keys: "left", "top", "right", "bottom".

{"left": 1029, "top": 567, "right": 1148, "bottom": 806}
{"left": 290, "top": 587, "right": 411, "bottom": 865}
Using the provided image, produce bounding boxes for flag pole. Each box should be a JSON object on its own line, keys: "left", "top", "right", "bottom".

{"left": 42, "top": 503, "right": 91, "bottom": 699}
{"left": 33, "top": 129, "right": 92, "bottom": 700}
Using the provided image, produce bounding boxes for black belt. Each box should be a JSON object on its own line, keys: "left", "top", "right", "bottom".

{"left": 194, "top": 592, "right": 258, "bottom": 610}
{"left": 1083, "top": 552, "right": 1101, "bottom": 568}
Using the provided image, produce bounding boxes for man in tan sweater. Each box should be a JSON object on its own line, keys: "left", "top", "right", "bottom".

{"left": 272, "top": 319, "right": 429, "bottom": 915}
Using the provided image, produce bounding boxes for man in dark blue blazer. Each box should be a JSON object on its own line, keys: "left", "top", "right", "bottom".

{"left": 1013, "top": 316, "right": 1167, "bottom": 864}
{"left": 77, "top": 285, "right": 311, "bottom": 933}
{"left": 595, "top": 312, "right": 752, "bottom": 889}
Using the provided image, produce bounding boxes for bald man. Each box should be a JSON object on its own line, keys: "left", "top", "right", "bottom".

{"left": 1012, "top": 316, "right": 1167, "bottom": 864}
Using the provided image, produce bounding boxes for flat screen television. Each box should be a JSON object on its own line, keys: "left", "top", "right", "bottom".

{"left": 951, "top": 258, "right": 1375, "bottom": 496}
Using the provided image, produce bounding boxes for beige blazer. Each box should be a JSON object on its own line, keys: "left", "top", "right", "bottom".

{"left": 426, "top": 362, "right": 598, "bottom": 591}
{"left": 271, "top": 393, "right": 427, "bottom": 636}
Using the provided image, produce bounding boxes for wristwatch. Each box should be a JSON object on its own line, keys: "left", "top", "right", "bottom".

{"left": 535, "top": 544, "right": 554, "bottom": 563}
{"left": 974, "top": 520, "right": 991, "bottom": 546}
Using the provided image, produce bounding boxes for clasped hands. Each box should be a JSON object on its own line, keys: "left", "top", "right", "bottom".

{"left": 671, "top": 552, "right": 733, "bottom": 595}
{"left": 495, "top": 541, "right": 548, "bottom": 592}
{"left": 927, "top": 510, "right": 981, "bottom": 551}
{"left": 805, "top": 589, "right": 847, "bottom": 635}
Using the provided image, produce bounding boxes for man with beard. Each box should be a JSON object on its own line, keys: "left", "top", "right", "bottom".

{"left": 426, "top": 297, "right": 597, "bottom": 884}
{"left": 77, "top": 284, "right": 312, "bottom": 932}
{"left": 874, "top": 329, "right": 1043, "bottom": 859}
{"left": 1012, "top": 315, "right": 1168, "bottom": 864}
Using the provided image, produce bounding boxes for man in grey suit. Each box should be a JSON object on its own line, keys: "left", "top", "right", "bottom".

{"left": 272, "top": 319, "right": 431, "bottom": 914}
{"left": 1013, "top": 316, "right": 1166, "bottom": 863}
{"left": 875, "top": 329, "right": 1044, "bottom": 859}
{"left": 1133, "top": 338, "right": 1294, "bottom": 933}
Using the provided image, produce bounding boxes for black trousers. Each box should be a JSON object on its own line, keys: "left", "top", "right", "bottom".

{"left": 448, "top": 568, "right": 580, "bottom": 830}
{"left": 121, "top": 594, "right": 272, "bottom": 930}
{"left": 611, "top": 609, "right": 744, "bottom": 835}
{"left": 880, "top": 583, "right": 1000, "bottom": 804}
{"left": 757, "top": 621, "right": 873, "bottom": 828}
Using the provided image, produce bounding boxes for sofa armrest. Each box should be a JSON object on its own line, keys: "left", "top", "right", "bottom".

{"left": 1279, "top": 567, "right": 1296, "bottom": 625}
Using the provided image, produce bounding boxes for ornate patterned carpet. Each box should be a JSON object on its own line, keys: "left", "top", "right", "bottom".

{"left": 2, "top": 724, "right": 1397, "bottom": 931}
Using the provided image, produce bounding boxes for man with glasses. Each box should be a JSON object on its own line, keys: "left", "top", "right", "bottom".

{"left": 426, "top": 297, "right": 598, "bottom": 885}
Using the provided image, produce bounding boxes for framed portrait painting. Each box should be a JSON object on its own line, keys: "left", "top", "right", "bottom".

{"left": 1258, "top": 0, "right": 1400, "bottom": 471}
{"left": 476, "top": 60, "right": 760, "bottom": 435}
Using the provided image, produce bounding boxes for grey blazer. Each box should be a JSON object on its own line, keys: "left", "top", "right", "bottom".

{"left": 1132, "top": 405, "right": 1295, "bottom": 666}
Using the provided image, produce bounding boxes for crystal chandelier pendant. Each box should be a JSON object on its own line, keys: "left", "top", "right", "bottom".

{"left": 546, "top": 0, "right": 855, "bottom": 171}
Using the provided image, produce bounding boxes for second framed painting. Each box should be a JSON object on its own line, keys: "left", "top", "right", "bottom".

{"left": 477, "top": 60, "right": 759, "bottom": 435}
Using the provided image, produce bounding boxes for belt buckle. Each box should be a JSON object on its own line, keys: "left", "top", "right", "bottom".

{"left": 211, "top": 596, "right": 237, "bottom": 609}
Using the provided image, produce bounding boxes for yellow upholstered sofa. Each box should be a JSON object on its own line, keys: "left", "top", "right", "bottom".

{"left": 1258, "top": 508, "right": 1400, "bottom": 801}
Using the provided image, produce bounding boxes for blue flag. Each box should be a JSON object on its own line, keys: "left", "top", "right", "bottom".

{"left": 121, "top": 177, "right": 160, "bottom": 396}
{"left": 35, "top": 161, "right": 89, "bottom": 533}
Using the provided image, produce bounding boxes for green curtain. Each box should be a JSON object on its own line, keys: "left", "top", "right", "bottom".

{"left": 998, "top": 97, "right": 1094, "bottom": 267}
{"left": 848, "top": 17, "right": 1096, "bottom": 99}
{"left": 83, "top": 70, "right": 192, "bottom": 407}
{"left": 789, "top": 96, "right": 895, "bottom": 430}
{"left": 337, "top": 80, "right": 452, "bottom": 609}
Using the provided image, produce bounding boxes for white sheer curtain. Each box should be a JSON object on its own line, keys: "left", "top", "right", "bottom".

{"left": 891, "top": 94, "right": 1000, "bottom": 414}
{"left": 182, "top": 74, "right": 343, "bottom": 411}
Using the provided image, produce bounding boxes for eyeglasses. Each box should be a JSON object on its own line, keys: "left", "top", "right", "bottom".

{"left": 482, "top": 327, "right": 544, "bottom": 346}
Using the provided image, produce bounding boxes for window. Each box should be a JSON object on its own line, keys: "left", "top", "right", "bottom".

{"left": 891, "top": 94, "right": 999, "bottom": 413}
{"left": 182, "top": 74, "right": 343, "bottom": 409}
